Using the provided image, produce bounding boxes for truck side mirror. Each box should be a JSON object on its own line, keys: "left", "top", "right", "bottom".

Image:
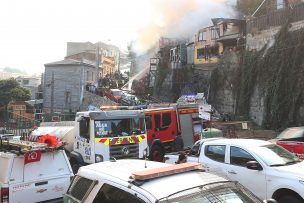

{"left": 77, "top": 116, "right": 84, "bottom": 122}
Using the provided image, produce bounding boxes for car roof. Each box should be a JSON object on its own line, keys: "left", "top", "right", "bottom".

{"left": 78, "top": 159, "right": 228, "bottom": 200}
{"left": 204, "top": 138, "right": 271, "bottom": 148}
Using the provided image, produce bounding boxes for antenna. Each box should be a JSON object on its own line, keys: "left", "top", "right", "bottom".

{"left": 144, "top": 148, "right": 148, "bottom": 168}
{"left": 251, "top": 0, "right": 267, "bottom": 17}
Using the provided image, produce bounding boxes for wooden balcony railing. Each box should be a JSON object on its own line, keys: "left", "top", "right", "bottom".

{"left": 247, "top": 3, "right": 304, "bottom": 34}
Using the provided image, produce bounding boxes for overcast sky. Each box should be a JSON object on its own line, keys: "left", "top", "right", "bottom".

{"left": 0, "top": 0, "right": 235, "bottom": 76}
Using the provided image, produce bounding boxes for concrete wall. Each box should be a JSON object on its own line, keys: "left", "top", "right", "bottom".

{"left": 249, "top": 85, "right": 265, "bottom": 126}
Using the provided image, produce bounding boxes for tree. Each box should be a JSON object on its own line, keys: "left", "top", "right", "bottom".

{"left": 0, "top": 78, "right": 31, "bottom": 110}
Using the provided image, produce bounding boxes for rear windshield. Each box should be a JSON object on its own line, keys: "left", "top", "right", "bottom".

{"left": 66, "top": 176, "right": 97, "bottom": 202}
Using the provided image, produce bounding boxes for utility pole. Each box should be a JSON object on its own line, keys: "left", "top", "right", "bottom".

{"left": 96, "top": 42, "right": 101, "bottom": 88}
{"left": 50, "top": 71, "right": 54, "bottom": 117}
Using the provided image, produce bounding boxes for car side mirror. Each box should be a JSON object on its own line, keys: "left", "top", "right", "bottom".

{"left": 246, "top": 161, "right": 263, "bottom": 171}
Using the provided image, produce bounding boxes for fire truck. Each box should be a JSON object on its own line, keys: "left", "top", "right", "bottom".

{"left": 29, "top": 110, "right": 148, "bottom": 173}
{"left": 145, "top": 102, "right": 203, "bottom": 161}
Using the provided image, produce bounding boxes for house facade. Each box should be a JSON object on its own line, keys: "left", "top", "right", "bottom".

{"left": 16, "top": 76, "right": 41, "bottom": 100}
{"left": 66, "top": 42, "right": 120, "bottom": 76}
{"left": 43, "top": 59, "right": 97, "bottom": 114}
{"left": 102, "top": 56, "right": 115, "bottom": 77}
{"left": 194, "top": 26, "right": 223, "bottom": 65}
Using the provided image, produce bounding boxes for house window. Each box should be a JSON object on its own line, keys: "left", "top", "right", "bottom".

{"left": 198, "top": 31, "right": 206, "bottom": 41}
{"left": 197, "top": 48, "right": 204, "bottom": 59}
{"left": 15, "top": 105, "right": 26, "bottom": 111}
{"left": 23, "top": 80, "right": 29, "bottom": 85}
{"left": 211, "top": 28, "right": 219, "bottom": 40}
{"left": 65, "top": 91, "right": 71, "bottom": 106}
{"left": 197, "top": 45, "right": 219, "bottom": 60}
{"left": 277, "top": 0, "right": 284, "bottom": 9}
{"left": 87, "top": 71, "right": 89, "bottom": 81}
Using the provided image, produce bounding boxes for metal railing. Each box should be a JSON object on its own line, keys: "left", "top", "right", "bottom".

{"left": 247, "top": 3, "right": 304, "bottom": 34}
{"left": 0, "top": 110, "right": 37, "bottom": 137}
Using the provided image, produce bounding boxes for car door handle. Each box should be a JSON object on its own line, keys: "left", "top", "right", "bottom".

{"left": 228, "top": 170, "right": 237, "bottom": 174}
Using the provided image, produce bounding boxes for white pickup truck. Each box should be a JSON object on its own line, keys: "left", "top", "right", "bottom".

{"left": 0, "top": 139, "right": 73, "bottom": 203}
{"left": 165, "top": 138, "right": 304, "bottom": 203}
{"left": 63, "top": 159, "right": 268, "bottom": 203}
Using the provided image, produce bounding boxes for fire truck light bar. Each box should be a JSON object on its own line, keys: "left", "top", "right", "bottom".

{"left": 132, "top": 162, "right": 203, "bottom": 181}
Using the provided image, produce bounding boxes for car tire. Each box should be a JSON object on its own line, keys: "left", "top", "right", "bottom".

{"left": 278, "top": 195, "right": 303, "bottom": 203}
{"left": 150, "top": 144, "right": 165, "bottom": 162}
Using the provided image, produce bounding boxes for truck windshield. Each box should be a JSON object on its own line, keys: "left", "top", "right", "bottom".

{"left": 159, "top": 182, "right": 262, "bottom": 203}
{"left": 94, "top": 118, "right": 146, "bottom": 138}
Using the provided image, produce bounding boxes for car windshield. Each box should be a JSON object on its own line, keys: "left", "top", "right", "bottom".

{"left": 159, "top": 181, "right": 262, "bottom": 203}
{"left": 94, "top": 118, "right": 146, "bottom": 138}
{"left": 254, "top": 144, "right": 301, "bottom": 166}
{"left": 277, "top": 128, "right": 304, "bottom": 140}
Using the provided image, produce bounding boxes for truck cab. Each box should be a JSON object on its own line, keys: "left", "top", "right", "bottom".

{"left": 70, "top": 110, "right": 148, "bottom": 172}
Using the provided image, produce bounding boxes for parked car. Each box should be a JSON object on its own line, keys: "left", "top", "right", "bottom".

{"left": 165, "top": 138, "right": 304, "bottom": 203}
{"left": 0, "top": 139, "right": 74, "bottom": 203}
{"left": 269, "top": 127, "right": 304, "bottom": 160}
{"left": 104, "top": 89, "right": 123, "bottom": 102}
{"left": 63, "top": 159, "right": 268, "bottom": 203}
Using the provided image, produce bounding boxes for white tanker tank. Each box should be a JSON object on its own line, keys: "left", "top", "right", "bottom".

{"left": 29, "top": 121, "right": 75, "bottom": 152}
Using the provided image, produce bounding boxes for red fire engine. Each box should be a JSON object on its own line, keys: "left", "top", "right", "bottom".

{"left": 145, "top": 103, "right": 202, "bottom": 161}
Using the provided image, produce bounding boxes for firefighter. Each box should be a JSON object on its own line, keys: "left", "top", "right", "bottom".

{"left": 176, "top": 151, "right": 187, "bottom": 164}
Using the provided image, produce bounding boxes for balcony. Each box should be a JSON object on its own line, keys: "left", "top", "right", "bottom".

{"left": 247, "top": 3, "right": 304, "bottom": 34}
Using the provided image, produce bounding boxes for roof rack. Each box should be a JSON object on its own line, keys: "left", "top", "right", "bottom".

{"left": 131, "top": 162, "right": 203, "bottom": 181}
{"left": 0, "top": 138, "right": 58, "bottom": 155}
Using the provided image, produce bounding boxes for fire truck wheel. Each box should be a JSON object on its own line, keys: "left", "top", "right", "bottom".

{"left": 150, "top": 144, "right": 165, "bottom": 162}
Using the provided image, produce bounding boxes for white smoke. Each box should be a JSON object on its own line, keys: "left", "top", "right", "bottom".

{"left": 134, "top": 0, "right": 236, "bottom": 53}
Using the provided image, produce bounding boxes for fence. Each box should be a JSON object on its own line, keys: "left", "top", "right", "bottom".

{"left": 247, "top": 3, "right": 304, "bottom": 34}
{"left": 0, "top": 110, "right": 37, "bottom": 137}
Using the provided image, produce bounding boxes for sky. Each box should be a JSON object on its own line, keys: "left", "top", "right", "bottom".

{"left": 0, "top": 0, "right": 235, "bottom": 76}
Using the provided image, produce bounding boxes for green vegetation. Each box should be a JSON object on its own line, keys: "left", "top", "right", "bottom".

{"left": 210, "top": 23, "right": 304, "bottom": 130}
{"left": 237, "top": 25, "right": 304, "bottom": 129}
{"left": 0, "top": 78, "right": 31, "bottom": 111}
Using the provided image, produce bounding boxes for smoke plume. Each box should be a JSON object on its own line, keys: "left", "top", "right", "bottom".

{"left": 134, "top": 0, "right": 235, "bottom": 53}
